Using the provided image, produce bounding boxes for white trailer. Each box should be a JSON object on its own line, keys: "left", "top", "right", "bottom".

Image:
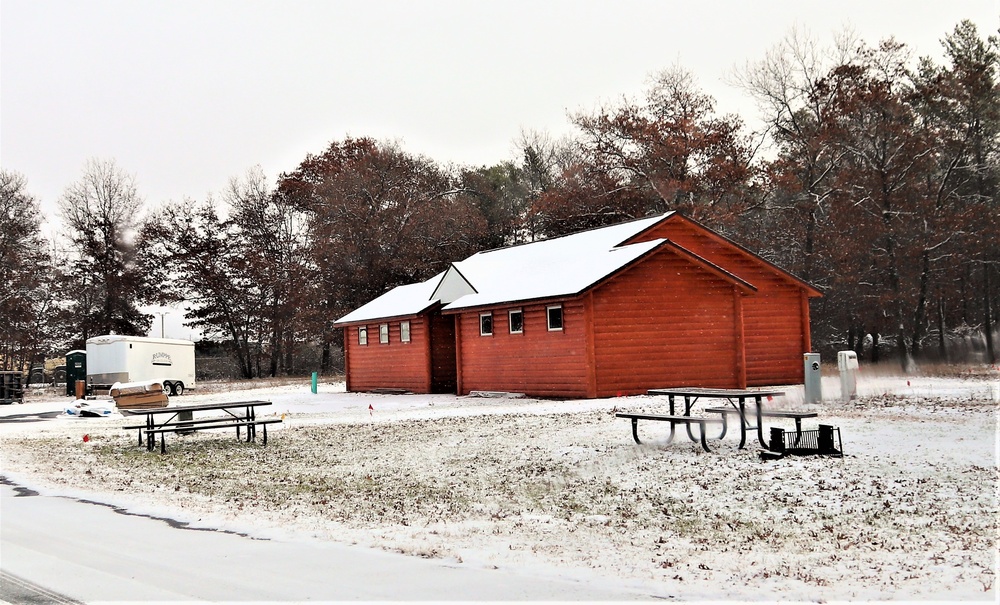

{"left": 86, "top": 335, "right": 196, "bottom": 396}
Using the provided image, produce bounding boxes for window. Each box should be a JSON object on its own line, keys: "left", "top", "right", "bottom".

{"left": 358, "top": 326, "right": 368, "bottom": 345}
{"left": 547, "top": 305, "right": 563, "bottom": 331}
{"left": 379, "top": 323, "right": 389, "bottom": 344}
{"left": 508, "top": 309, "right": 523, "bottom": 334}
{"left": 400, "top": 320, "right": 411, "bottom": 343}
{"left": 480, "top": 312, "right": 493, "bottom": 336}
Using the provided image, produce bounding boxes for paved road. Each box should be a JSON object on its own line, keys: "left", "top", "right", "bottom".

{"left": 0, "top": 477, "right": 641, "bottom": 602}
{"left": 1, "top": 569, "right": 83, "bottom": 604}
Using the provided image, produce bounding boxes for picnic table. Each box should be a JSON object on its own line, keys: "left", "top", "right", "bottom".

{"left": 617, "top": 387, "right": 814, "bottom": 452}
{"left": 122, "top": 400, "right": 281, "bottom": 453}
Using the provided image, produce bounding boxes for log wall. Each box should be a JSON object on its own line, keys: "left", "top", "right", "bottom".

{"left": 455, "top": 301, "right": 590, "bottom": 398}
{"left": 343, "top": 317, "right": 432, "bottom": 393}
{"left": 629, "top": 217, "right": 808, "bottom": 385}
{"left": 591, "top": 251, "right": 741, "bottom": 396}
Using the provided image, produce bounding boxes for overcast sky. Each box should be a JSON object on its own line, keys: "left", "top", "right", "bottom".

{"left": 4, "top": 0, "right": 997, "bottom": 214}
{"left": 2, "top": 0, "right": 997, "bottom": 339}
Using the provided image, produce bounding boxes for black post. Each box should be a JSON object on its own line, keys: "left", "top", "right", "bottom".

{"left": 769, "top": 427, "right": 785, "bottom": 453}
{"left": 818, "top": 424, "right": 835, "bottom": 454}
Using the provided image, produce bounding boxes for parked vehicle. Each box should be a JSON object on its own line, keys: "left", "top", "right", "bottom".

{"left": 86, "top": 335, "right": 196, "bottom": 396}
{"left": 27, "top": 366, "right": 45, "bottom": 385}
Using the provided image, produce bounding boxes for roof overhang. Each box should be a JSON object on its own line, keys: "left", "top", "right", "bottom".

{"left": 332, "top": 304, "right": 440, "bottom": 328}
{"left": 332, "top": 275, "right": 445, "bottom": 327}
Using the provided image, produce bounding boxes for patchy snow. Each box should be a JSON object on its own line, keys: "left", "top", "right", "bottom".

{"left": 1, "top": 367, "right": 997, "bottom": 601}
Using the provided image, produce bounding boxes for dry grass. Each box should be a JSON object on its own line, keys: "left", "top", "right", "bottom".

{"left": 2, "top": 394, "right": 996, "bottom": 600}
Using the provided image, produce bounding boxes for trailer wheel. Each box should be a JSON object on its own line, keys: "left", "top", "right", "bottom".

{"left": 172, "top": 382, "right": 184, "bottom": 396}
{"left": 162, "top": 381, "right": 173, "bottom": 396}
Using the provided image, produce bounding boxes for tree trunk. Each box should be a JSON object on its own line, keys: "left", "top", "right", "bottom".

{"left": 985, "top": 264, "right": 996, "bottom": 365}
{"left": 233, "top": 339, "right": 253, "bottom": 379}
{"left": 885, "top": 238, "right": 909, "bottom": 369}
{"left": 321, "top": 341, "right": 331, "bottom": 374}
{"left": 227, "top": 321, "right": 254, "bottom": 379}
{"left": 802, "top": 207, "right": 816, "bottom": 282}
{"left": 960, "top": 263, "right": 970, "bottom": 325}
{"left": 284, "top": 332, "right": 294, "bottom": 375}
{"left": 910, "top": 251, "right": 931, "bottom": 360}
{"left": 936, "top": 292, "right": 947, "bottom": 361}
{"left": 269, "top": 326, "right": 280, "bottom": 378}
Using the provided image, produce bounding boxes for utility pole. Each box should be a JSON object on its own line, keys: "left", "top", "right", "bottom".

{"left": 152, "top": 311, "right": 169, "bottom": 338}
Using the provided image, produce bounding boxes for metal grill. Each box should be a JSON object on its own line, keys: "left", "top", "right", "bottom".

{"left": 768, "top": 424, "right": 843, "bottom": 457}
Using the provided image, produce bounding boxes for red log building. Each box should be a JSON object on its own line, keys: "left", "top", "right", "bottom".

{"left": 333, "top": 212, "right": 821, "bottom": 398}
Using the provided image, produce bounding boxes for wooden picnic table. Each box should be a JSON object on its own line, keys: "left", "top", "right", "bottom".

{"left": 643, "top": 387, "right": 796, "bottom": 450}
{"left": 122, "top": 400, "right": 279, "bottom": 453}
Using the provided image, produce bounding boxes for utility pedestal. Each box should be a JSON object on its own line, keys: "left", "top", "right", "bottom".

{"left": 804, "top": 352, "right": 822, "bottom": 404}
{"left": 837, "top": 350, "right": 858, "bottom": 401}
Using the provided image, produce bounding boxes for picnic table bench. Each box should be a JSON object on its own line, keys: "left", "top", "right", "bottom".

{"left": 614, "top": 412, "right": 723, "bottom": 452}
{"left": 122, "top": 400, "right": 280, "bottom": 453}
{"left": 702, "top": 406, "right": 817, "bottom": 443}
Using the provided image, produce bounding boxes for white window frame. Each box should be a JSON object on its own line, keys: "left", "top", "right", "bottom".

{"left": 479, "top": 312, "right": 493, "bottom": 336}
{"left": 508, "top": 309, "right": 523, "bottom": 334}
{"left": 400, "top": 320, "right": 411, "bottom": 343}
{"left": 547, "top": 305, "right": 563, "bottom": 331}
{"left": 379, "top": 323, "right": 389, "bottom": 344}
{"left": 358, "top": 326, "right": 368, "bottom": 346}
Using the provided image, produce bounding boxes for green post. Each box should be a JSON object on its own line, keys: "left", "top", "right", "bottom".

{"left": 311, "top": 372, "right": 318, "bottom": 394}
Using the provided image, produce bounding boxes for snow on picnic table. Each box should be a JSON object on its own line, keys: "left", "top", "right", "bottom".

{"left": 1, "top": 369, "right": 997, "bottom": 601}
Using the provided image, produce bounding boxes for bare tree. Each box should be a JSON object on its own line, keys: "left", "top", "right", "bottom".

{"left": 731, "top": 26, "right": 862, "bottom": 284}
{"left": 279, "top": 137, "right": 486, "bottom": 371}
{"left": 139, "top": 196, "right": 263, "bottom": 378}
{"left": 532, "top": 65, "right": 753, "bottom": 237}
{"left": 58, "top": 158, "right": 150, "bottom": 343}
{"left": 226, "top": 166, "right": 310, "bottom": 376}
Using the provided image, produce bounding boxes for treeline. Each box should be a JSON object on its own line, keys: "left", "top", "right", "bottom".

{"left": 2, "top": 21, "right": 997, "bottom": 376}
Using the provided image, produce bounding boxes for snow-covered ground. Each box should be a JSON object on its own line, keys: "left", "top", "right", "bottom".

{"left": 1, "top": 368, "right": 997, "bottom": 601}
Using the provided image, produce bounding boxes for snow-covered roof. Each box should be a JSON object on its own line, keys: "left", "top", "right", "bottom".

{"left": 334, "top": 214, "right": 678, "bottom": 324}
{"left": 333, "top": 273, "right": 444, "bottom": 325}
{"left": 86, "top": 335, "right": 195, "bottom": 346}
{"left": 441, "top": 228, "right": 668, "bottom": 311}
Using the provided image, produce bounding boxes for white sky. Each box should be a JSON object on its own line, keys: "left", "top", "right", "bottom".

{"left": 3, "top": 0, "right": 997, "bottom": 219}
{"left": 2, "top": 0, "right": 997, "bottom": 340}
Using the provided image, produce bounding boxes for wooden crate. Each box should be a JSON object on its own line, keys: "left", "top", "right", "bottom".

{"left": 111, "top": 381, "right": 166, "bottom": 409}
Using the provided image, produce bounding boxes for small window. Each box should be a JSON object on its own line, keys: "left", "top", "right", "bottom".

{"left": 509, "top": 309, "right": 523, "bottom": 334}
{"left": 358, "top": 326, "right": 368, "bottom": 346}
{"left": 379, "top": 323, "right": 389, "bottom": 344}
{"left": 400, "top": 320, "right": 411, "bottom": 343}
{"left": 480, "top": 312, "right": 493, "bottom": 336}
{"left": 547, "top": 305, "right": 563, "bottom": 331}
